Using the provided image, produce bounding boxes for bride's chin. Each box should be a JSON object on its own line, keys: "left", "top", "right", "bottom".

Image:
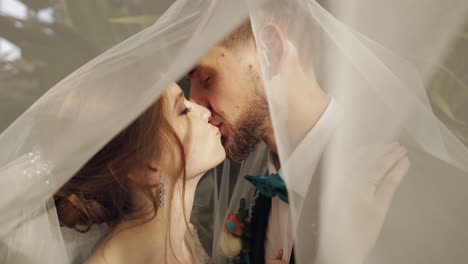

{"left": 186, "top": 151, "right": 226, "bottom": 181}
{"left": 205, "top": 153, "right": 227, "bottom": 170}
{"left": 187, "top": 168, "right": 216, "bottom": 183}
{"left": 185, "top": 171, "right": 206, "bottom": 183}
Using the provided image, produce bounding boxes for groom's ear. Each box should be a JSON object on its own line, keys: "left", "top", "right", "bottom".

{"left": 260, "top": 24, "right": 286, "bottom": 77}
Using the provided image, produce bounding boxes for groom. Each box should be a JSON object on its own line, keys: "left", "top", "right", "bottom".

{"left": 188, "top": 18, "right": 408, "bottom": 264}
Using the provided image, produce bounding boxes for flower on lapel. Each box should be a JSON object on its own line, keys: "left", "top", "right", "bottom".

{"left": 219, "top": 198, "right": 251, "bottom": 258}
{"left": 225, "top": 213, "right": 245, "bottom": 237}
{"left": 219, "top": 231, "right": 242, "bottom": 257}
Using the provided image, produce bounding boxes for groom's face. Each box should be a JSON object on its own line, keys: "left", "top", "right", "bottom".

{"left": 188, "top": 45, "right": 269, "bottom": 161}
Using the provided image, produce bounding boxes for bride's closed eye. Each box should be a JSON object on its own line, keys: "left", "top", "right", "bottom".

{"left": 179, "top": 102, "right": 192, "bottom": 116}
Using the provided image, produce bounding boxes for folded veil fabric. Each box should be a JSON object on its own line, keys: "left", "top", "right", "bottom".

{"left": 0, "top": 0, "right": 467, "bottom": 263}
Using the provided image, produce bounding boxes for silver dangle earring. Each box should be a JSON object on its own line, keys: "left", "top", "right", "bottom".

{"left": 159, "top": 177, "right": 167, "bottom": 208}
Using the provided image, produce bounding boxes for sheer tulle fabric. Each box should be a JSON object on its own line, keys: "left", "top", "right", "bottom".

{"left": 213, "top": 1, "right": 468, "bottom": 263}
{"left": 0, "top": 0, "right": 260, "bottom": 262}
{"left": 0, "top": 0, "right": 467, "bottom": 263}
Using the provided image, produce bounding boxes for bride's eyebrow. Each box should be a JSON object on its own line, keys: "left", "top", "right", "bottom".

{"left": 174, "top": 91, "right": 184, "bottom": 110}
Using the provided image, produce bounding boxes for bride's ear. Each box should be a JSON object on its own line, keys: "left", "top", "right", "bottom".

{"left": 260, "top": 24, "right": 286, "bottom": 77}
{"left": 128, "top": 166, "right": 160, "bottom": 185}
{"left": 127, "top": 169, "right": 140, "bottom": 183}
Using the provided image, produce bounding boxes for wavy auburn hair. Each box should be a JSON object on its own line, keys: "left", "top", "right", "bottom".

{"left": 54, "top": 92, "right": 185, "bottom": 232}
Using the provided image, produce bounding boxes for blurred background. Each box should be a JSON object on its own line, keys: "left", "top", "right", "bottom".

{"left": 0, "top": 0, "right": 175, "bottom": 131}
{"left": 1, "top": 0, "right": 466, "bottom": 142}
{"left": 1, "top": 0, "right": 467, "bottom": 254}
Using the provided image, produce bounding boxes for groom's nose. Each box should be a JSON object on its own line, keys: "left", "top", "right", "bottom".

{"left": 189, "top": 90, "right": 210, "bottom": 109}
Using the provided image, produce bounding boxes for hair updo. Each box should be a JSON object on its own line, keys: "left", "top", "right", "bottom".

{"left": 54, "top": 93, "right": 185, "bottom": 232}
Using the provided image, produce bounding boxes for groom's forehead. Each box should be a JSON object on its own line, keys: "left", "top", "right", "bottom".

{"left": 187, "top": 45, "right": 248, "bottom": 80}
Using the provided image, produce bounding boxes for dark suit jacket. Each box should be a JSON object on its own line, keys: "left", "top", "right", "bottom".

{"left": 247, "top": 164, "right": 323, "bottom": 264}
{"left": 249, "top": 193, "right": 299, "bottom": 264}
{"left": 248, "top": 140, "right": 468, "bottom": 264}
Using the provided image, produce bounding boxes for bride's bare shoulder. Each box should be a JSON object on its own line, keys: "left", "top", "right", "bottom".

{"left": 83, "top": 252, "right": 107, "bottom": 264}
{"left": 83, "top": 240, "right": 119, "bottom": 264}
{"left": 83, "top": 234, "right": 130, "bottom": 264}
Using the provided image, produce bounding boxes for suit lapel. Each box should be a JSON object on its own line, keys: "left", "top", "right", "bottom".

{"left": 248, "top": 193, "right": 271, "bottom": 264}
{"left": 246, "top": 153, "right": 324, "bottom": 263}
{"left": 291, "top": 157, "right": 323, "bottom": 263}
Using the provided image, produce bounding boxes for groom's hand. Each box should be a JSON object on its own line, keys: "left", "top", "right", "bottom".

{"left": 267, "top": 249, "right": 288, "bottom": 264}
{"left": 316, "top": 143, "right": 410, "bottom": 264}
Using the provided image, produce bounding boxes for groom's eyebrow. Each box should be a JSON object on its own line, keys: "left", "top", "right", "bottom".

{"left": 187, "top": 68, "right": 196, "bottom": 79}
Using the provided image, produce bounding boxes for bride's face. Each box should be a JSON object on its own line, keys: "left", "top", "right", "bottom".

{"left": 166, "top": 83, "right": 226, "bottom": 179}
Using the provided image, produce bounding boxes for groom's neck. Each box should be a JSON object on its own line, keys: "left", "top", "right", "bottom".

{"left": 263, "top": 127, "right": 278, "bottom": 156}
{"left": 262, "top": 79, "right": 330, "bottom": 160}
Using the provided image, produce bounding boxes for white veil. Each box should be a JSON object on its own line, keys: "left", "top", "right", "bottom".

{"left": 1, "top": 0, "right": 467, "bottom": 263}
{"left": 212, "top": 0, "right": 468, "bottom": 263}
{"left": 0, "top": 0, "right": 262, "bottom": 262}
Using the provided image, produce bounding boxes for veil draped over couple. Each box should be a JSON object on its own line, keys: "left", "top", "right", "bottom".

{"left": 1, "top": 0, "right": 468, "bottom": 263}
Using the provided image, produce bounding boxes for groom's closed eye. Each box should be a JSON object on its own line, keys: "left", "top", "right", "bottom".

{"left": 200, "top": 76, "right": 211, "bottom": 88}
{"left": 186, "top": 67, "right": 211, "bottom": 88}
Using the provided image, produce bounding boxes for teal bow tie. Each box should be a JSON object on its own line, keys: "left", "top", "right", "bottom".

{"left": 245, "top": 172, "right": 289, "bottom": 204}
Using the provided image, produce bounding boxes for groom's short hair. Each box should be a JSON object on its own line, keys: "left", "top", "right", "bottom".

{"left": 221, "top": 0, "right": 308, "bottom": 47}
{"left": 221, "top": 1, "right": 319, "bottom": 71}
{"left": 221, "top": 19, "right": 254, "bottom": 49}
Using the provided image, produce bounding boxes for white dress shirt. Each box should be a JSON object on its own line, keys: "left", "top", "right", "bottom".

{"left": 265, "top": 99, "right": 337, "bottom": 261}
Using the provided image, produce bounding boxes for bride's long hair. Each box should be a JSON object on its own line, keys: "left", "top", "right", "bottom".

{"left": 54, "top": 91, "right": 203, "bottom": 262}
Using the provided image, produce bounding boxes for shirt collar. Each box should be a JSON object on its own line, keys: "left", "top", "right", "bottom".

{"left": 268, "top": 98, "right": 337, "bottom": 197}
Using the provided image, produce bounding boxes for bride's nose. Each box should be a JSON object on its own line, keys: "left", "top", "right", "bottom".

{"left": 192, "top": 102, "right": 212, "bottom": 122}
{"left": 200, "top": 106, "right": 212, "bottom": 122}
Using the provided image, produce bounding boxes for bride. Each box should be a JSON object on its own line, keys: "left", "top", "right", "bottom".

{"left": 54, "top": 83, "right": 224, "bottom": 264}
{"left": 1, "top": 0, "right": 468, "bottom": 263}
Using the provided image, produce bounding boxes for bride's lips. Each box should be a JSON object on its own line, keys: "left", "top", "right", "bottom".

{"left": 217, "top": 123, "right": 226, "bottom": 137}
{"left": 209, "top": 123, "right": 221, "bottom": 136}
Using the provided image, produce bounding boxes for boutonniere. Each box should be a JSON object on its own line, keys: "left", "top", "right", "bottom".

{"left": 219, "top": 198, "right": 252, "bottom": 263}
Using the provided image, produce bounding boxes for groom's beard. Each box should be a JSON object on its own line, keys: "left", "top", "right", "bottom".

{"left": 224, "top": 92, "right": 269, "bottom": 162}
